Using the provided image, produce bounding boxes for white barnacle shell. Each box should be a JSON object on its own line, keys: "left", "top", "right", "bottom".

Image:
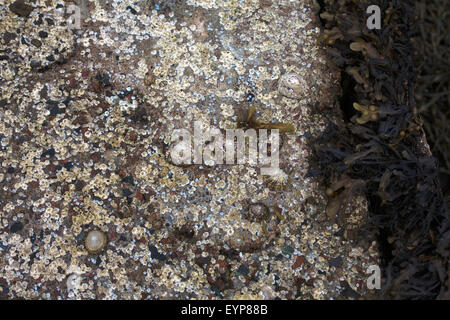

{"left": 66, "top": 273, "right": 82, "bottom": 291}
{"left": 278, "top": 72, "right": 307, "bottom": 99}
{"left": 268, "top": 168, "right": 289, "bottom": 184}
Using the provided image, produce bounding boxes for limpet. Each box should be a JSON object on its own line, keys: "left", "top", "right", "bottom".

{"left": 85, "top": 230, "right": 107, "bottom": 254}
{"left": 278, "top": 72, "right": 307, "bottom": 99}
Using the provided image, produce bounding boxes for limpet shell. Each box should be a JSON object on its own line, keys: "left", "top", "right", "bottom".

{"left": 278, "top": 72, "right": 307, "bottom": 99}
{"left": 85, "top": 230, "right": 107, "bottom": 254}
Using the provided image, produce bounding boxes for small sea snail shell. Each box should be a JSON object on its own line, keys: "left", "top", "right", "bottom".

{"left": 85, "top": 230, "right": 107, "bottom": 254}
{"left": 278, "top": 73, "right": 307, "bottom": 99}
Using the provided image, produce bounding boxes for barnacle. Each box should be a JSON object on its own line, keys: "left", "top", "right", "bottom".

{"left": 264, "top": 167, "right": 291, "bottom": 190}
{"left": 352, "top": 102, "right": 379, "bottom": 124}
{"left": 163, "top": 139, "right": 195, "bottom": 168}
{"left": 249, "top": 204, "right": 283, "bottom": 237}
{"left": 116, "top": 198, "right": 136, "bottom": 219}
{"left": 247, "top": 203, "right": 269, "bottom": 222}
{"left": 66, "top": 273, "right": 82, "bottom": 291}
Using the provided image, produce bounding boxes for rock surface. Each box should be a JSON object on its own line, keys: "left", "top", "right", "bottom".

{"left": 0, "top": 0, "right": 379, "bottom": 299}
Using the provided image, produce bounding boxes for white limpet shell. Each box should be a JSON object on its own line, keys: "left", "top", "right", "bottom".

{"left": 85, "top": 230, "right": 107, "bottom": 254}
{"left": 278, "top": 72, "right": 308, "bottom": 99}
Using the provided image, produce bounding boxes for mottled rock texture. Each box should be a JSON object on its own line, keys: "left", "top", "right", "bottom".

{"left": 0, "top": 0, "right": 379, "bottom": 299}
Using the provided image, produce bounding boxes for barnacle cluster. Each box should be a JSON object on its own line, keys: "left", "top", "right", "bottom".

{"left": 0, "top": 0, "right": 380, "bottom": 300}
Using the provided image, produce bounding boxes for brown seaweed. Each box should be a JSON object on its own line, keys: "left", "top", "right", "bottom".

{"left": 311, "top": 0, "right": 449, "bottom": 299}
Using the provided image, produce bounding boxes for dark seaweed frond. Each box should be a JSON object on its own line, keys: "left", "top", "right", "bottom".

{"left": 311, "top": 0, "right": 449, "bottom": 299}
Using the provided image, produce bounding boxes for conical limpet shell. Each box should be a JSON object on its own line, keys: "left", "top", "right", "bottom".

{"left": 85, "top": 230, "right": 107, "bottom": 254}
{"left": 278, "top": 72, "right": 307, "bottom": 99}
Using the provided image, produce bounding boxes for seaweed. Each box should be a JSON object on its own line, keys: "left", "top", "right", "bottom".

{"left": 311, "top": 0, "right": 449, "bottom": 299}
{"left": 414, "top": 0, "right": 450, "bottom": 197}
{"left": 237, "top": 106, "right": 295, "bottom": 133}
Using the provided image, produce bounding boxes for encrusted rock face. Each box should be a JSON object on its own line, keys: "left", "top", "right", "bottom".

{"left": 0, "top": 0, "right": 379, "bottom": 299}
